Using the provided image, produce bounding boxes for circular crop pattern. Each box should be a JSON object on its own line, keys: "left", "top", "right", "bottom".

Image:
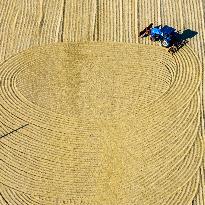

{"left": 0, "top": 42, "right": 203, "bottom": 205}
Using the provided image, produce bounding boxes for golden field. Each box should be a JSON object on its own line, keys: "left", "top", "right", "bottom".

{"left": 0, "top": 1, "right": 205, "bottom": 204}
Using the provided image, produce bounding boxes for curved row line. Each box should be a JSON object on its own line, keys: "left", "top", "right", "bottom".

{"left": 0, "top": 42, "right": 203, "bottom": 205}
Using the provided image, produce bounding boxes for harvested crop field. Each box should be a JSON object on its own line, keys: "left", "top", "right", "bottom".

{"left": 0, "top": 1, "right": 205, "bottom": 205}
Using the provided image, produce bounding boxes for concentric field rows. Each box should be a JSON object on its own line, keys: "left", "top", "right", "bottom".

{"left": 0, "top": 171, "right": 200, "bottom": 205}
{"left": 88, "top": 1, "right": 205, "bottom": 204}
{"left": 0, "top": 0, "right": 204, "bottom": 106}
{"left": 0, "top": 42, "right": 203, "bottom": 204}
{"left": 0, "top": 43, "right": 202, "bottom": 163}
{"left": 0, "top": 0, "right": 205, "bottom": 204}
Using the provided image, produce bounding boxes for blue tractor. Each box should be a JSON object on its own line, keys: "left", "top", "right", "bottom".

{"left": 150, "top": 25, "right": 177, "bottom": 47}
{"left": 139, "top": 23, "right": 188, "bottom": 53}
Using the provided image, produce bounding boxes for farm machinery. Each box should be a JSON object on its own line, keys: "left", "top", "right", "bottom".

{"left": 139, "top": 23, "right": 188, "bottom": 54}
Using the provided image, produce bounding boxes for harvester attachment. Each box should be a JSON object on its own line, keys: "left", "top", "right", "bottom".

{"left": 138, "top": 23, "right": 153, "bottom": 37}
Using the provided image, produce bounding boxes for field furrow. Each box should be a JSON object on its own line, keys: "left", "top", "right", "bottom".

{"left": 0, "top": 1, "right": 204, "bottom": 204}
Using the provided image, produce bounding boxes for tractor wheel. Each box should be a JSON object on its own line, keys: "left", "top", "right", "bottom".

{"left": 160, "top": 40, "right": 169, "bottom": 47}
{"left": 173, "top": 46, "right": 178, "bottom": 53}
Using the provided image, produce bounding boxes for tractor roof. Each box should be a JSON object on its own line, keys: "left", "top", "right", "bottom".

{"left": 161, "top": 25, "right": 176, "bottom": 35}
{"left": 150, "top": 25, "right": 176, "bottom": 38}
{"left": 151, "top": 28, "right": 162, "bottom": 35}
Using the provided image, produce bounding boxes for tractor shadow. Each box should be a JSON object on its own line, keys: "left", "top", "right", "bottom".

{"left": 178, "top": 29, "right": 198, "bottom": 41}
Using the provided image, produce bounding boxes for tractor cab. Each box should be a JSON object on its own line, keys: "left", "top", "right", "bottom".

{"left": 150, "top": 27, "right": 162, "bottom": 41}
{"left": 150, "top": 25, "right": 176, "bottom": 47}
{"left": 160, "top": 25, "right": 176, "bottom": 36}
